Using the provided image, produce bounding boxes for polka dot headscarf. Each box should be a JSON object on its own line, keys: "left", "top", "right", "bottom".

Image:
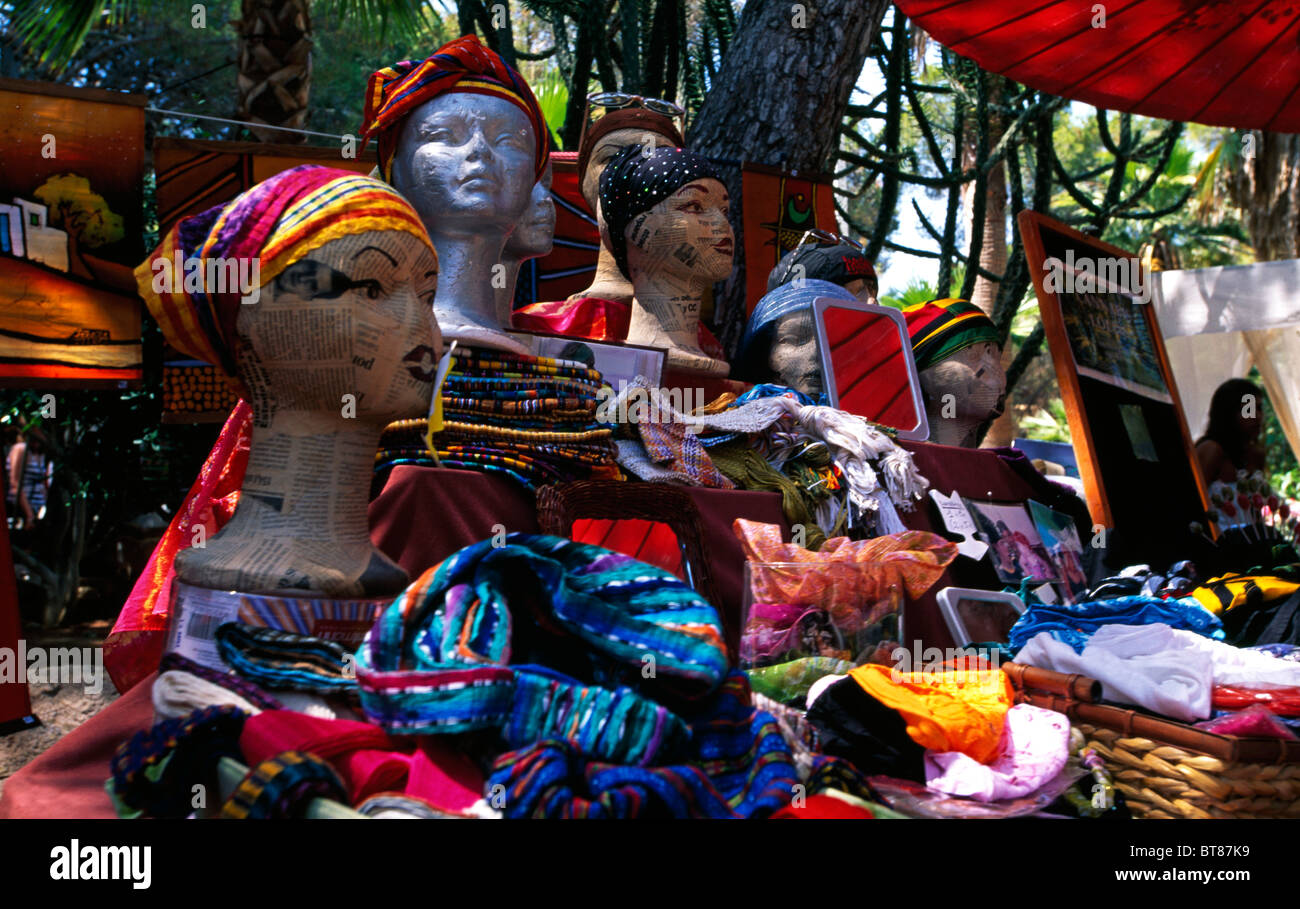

{"left": 598, "top": 144, "right": 723, "bottom": 280}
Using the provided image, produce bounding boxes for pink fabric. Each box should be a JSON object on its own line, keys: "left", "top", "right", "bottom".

{"left": 239, "top": 710, "right": 485, "bottom": 814}
{"left": 923, "top": 703, "right": 1069, "bottom": 802}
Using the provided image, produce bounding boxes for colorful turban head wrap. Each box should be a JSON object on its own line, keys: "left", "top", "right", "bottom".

{"left": 361, "top": 35, "right": 552, "bottom": 183}
{"left": 903, "top": 297, "right": 1001, "bottom": 372}
{"left": 355, "top": 533, "right": 730, "bottom": 761}
{"left": 598, "top": 144, "right": 723, "bottom": 281}
{"left": 135, "top": 165, "right": 435, "bottom": 396}
{"left": 767, "top": 242, "right": 877, "bottom": 294}
{"left": 737, "top": 279, "right": 857, "bottom": 383}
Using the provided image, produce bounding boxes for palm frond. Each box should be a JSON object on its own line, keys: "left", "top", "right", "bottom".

{"left": 315, "top": 0, "right": 433, "bottom": 39}
{"left": 6, "top": 0, "right": 137, "bottom": 75}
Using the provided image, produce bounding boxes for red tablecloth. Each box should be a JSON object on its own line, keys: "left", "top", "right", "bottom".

{"left": 0, "top": 673, "right": 155, "bottom": 819}
{"left": 1, "top": 444, "right": 1068, "bottom": 818}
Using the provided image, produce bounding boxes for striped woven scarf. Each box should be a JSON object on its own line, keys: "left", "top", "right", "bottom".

{"left": 355, "top": 535, "right": 729, "bottom": 761}
{"left": 216, "top": 623, "right": 358, "bottom": 697}
{"left": 485, "top": 672, "right": 857, "bottom": 819}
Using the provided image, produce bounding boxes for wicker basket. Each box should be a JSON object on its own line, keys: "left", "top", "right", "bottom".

{"left": 1077, "top": 725, "right": 1300, "bottom": 819}
{"left": 1004, "top": 661, "right": 1300, "bottom": 819}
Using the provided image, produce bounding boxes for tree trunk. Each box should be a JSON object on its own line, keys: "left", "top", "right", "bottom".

{"left": 687, "top": 0, "right": 889, "bottom": 355}
{"left": 1227, "top": 131, "right": 1300, "bottom": 260}
{"left": 236, "top": 0, "right": 314, "bottom": 144}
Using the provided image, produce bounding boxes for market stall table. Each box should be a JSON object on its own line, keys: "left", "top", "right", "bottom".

{"left": 0, "top": 443, "right": 1081, "bottom": 818}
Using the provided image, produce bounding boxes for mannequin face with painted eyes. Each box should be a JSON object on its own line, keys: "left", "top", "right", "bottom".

{"left": 624, "top": 178, "right": 733, "bottom": 284}
{"left": 767, "top": 310, "right": 823, "bottom": 396}
{"left": 919, "top": 340, "right": 1007, "bottom": 429}
{"left": 391, "top": 92, "right": 535, "bottom": 233}
{"left": 505, "top": 162, "right": 555, "bottom": 259}
{"left": 236, "top": 230, "right": 441, "bottom": 426}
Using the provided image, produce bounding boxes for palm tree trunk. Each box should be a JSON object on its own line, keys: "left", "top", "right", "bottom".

{"left": 1228, "top": 131, "right": 1300, "bottom": 260}
{"left": 236, "top": 0, "right": 314, "bottom": 144}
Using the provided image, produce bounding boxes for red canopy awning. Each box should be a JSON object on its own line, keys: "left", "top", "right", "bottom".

{"left": 894, "top": 0, "right": 1300, "bottom": 132}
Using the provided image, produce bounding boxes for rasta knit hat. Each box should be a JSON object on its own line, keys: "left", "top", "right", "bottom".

{"left": 903, "top": 297, "right": 1001, "bottom": 372}
{"left": 598, "top": 144, "right": 723, "bottom": 280}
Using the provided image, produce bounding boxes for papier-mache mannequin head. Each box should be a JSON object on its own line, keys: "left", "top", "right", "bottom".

{"left": 361, "top": 35, "right": 551, "bottom": 350}
{"left": 137, "top": 165, "right": 441, "bottom": 596}
{"left": 738, "top": 279, "right": 858, "bottom": 397}
{"left": 569, "top": 108, "right": 683, "bottom": 306}
{"left": 903, "top": 297, "right": 1005, "bottom": 448}
{"left": 598, "top": 144, "right": 732, "bottom": 375}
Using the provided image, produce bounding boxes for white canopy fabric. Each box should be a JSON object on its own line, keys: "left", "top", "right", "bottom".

{"left": 1154, "top": 261, "right": 1300, "bottom": 459}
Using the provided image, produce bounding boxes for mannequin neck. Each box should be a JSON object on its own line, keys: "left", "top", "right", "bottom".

{"left": 497, "top": 252, "right": 522, "bottom": 315}
{"left": 430, "top": 226, "right": 511, "bottom": 329}
{"left": 224, "top": 412, "right": 379, "bottom": 547}
{"left": 570, "top": 243, "right": 636, "bottom": 305}
{"left": 926, "top": 411, "right": 986, "bottom": 448}
{"left": 630, "top": 267, "right": 709, "bottom": 319}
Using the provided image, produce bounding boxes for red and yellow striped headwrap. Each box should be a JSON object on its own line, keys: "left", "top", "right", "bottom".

{"left": 136, "top": 165, "right": 435, "bottom": 394}
{"left": 360, "top": 35, "right": 552, "bottom": 183}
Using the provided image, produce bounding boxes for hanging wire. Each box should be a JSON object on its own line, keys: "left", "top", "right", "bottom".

{"left": 145, "top": 107, "right": 349, "bottom": 141}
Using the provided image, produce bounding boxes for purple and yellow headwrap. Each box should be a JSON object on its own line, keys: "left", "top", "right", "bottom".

{"left": 136, "top": 165, "right": 435, "bottom": 395}
{"left": 903, "top": 297, "right": 1001, "bottom": 372}
{"left": 360, "top": 35, "right": 552, "bottom": 183}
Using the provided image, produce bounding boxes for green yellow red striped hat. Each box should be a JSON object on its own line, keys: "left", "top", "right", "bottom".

{"left": 903, "top": 297, "right": 1000, "bottom": 371}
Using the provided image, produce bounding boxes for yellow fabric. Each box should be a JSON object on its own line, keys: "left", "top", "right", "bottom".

{"left": 849, "top": 664, "right": 1014, "bottom": 764}
{"left": 1190, "top": 573, "right": 1300, "bottom": 616}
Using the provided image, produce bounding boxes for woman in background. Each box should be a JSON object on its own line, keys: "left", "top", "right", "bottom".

{"left": 1197, "top": 378, "right": 1267, "bottom": 484}
{"left": 6, "top": 427, "right": 51, "bottom": 528}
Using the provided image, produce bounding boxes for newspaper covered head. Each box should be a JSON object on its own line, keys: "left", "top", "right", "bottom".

{"left": 577, "top": 108, "right": 683, "bottom": 208}
{"left": 137, "top": 165, "right": 440, "bottom": 421}
{"left": 737, "top": 279, "right": 857, "bottom": 392}
{"left": 598, "top": 144, "right": 729, "bottom": 282}
{"left": 361, "top": 35, "right": 552, "bottom": 185}
{"left": 904, "top": 298, "right": 1005, "bottom": 443}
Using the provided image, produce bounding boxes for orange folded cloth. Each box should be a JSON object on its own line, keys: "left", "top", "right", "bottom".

{"left": 849, "top": 664, "right": 1014, "bottom": 764}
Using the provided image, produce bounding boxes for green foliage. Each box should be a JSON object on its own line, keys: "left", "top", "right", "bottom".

{"left": 1018, "top": 398, "right": 1071, "bottom": 443}
{"left": 4, "top": 0, "right": 434, "bottom": 76}
{"left": 305, "top": 5, "right": 450, "bottom": 137}
{"left": 529, "top": 66, "right": 569, "bottom": 150}
{"left": 878, "top": 277, "right": 936, "bottom": 310}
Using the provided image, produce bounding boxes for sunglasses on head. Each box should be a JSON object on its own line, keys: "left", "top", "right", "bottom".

{"left": 586, "top": 91, "right": 686, "bottom": 122}
{"left": 780, "top": 229, "right": 866, "bottom": 284}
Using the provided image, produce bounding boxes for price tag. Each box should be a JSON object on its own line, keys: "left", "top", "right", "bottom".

{"left": 930, "top": 489, "right": 989, "bottom": 561}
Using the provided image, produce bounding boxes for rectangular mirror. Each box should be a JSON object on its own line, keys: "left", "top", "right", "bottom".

{"left": 813, "top": 297, "right": 929, "bottom": 440}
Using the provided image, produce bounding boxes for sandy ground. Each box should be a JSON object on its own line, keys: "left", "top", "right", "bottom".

{"left": 0, "top": 624, "right": 120, "bottom": 803}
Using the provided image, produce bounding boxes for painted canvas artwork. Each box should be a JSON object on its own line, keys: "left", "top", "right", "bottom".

{"left": 0, "top": 80, "right": 145, "bottom": 387}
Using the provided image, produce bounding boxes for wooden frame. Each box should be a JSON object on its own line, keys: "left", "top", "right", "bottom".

{"left": 1019, "top": 209, "right": 1210, "bottom": 531}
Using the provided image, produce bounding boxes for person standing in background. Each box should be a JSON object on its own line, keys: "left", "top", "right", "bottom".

{"left": 1196, "top": 378, "right": 1268, "bottom": 484}
{"left": 7, "top": 427, "right": 52, "bottom": 529}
